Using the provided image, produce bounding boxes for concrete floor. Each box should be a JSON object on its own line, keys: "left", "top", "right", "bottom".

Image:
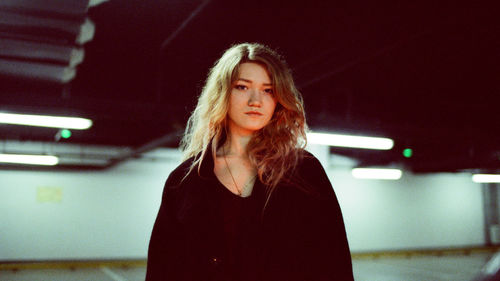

{"left": 353, "top": 254, "right": 492, "bottom": 281}
{"left": 0, "top": 253, "right": 493, "bottom": 281}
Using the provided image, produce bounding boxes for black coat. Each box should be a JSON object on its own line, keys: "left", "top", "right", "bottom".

{"left": 146, "top": 151, "right": 354, "bottom": 281}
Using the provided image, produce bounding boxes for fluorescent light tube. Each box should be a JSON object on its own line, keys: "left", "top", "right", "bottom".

{"left": 352, "top": 168, "right": 402, "bottom": 180}
{"left": 0, "top": 154, "right": 59, "bottom": 166}
{"left": 0, "top": 112, "right": 92, "bottom": 129}
{"left": 472, "top": 174, "right": 500, "bottom": 183}
{"left": 307, "top": 132, "right": 394, "bottom": 150}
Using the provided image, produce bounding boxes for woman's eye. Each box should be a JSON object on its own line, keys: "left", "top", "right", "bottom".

{"left": 235, "top": 85, "right": 247, "bottom": 90}
{"left": 264, "top": 88, "right": 274, "bottom": 94}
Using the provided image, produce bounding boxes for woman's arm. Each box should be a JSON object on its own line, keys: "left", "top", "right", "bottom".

{"left": 146, "top": 170, "right": 187, "bottom": 281}
{"left": 300, "top": 153, "right": 354, "bottom": 281}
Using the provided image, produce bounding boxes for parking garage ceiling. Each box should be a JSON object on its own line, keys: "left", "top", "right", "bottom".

{"left": 0, "top": 0, "right": 499, "bottom": 173}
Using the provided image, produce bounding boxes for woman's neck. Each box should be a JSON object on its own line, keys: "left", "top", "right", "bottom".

{"left": 223, "top": 131, "right": 252, "bottom": 157}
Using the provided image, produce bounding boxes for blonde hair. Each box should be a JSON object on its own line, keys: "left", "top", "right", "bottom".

{"left": 180, "top": 42, "right": 307, "bottom": 194}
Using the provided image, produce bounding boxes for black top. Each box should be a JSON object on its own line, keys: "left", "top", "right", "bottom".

{"left": 212, "top": 176, "right": 265, "bottom": 281}
{"left": 146, "top": 150, "right": 354, "bottom": 281}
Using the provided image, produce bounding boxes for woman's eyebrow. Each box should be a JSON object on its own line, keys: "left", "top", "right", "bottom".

{"left": 237, "top": 78, "right": 272, "bottom": 86}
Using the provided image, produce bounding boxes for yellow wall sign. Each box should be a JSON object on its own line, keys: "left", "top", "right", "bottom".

{"left": 36, "top": 187, "right": 63, "bottom": 203}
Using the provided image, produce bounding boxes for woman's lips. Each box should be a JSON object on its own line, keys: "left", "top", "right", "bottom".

{"left": 245, "top": 111, "right": 263, "bottom": 116}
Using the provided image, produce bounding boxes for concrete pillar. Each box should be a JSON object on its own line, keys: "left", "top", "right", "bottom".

{"left": 483, "top": 183, "right": 500, "bottom": 245}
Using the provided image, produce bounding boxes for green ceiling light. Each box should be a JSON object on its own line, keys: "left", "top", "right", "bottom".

{"left": 403, "top": 148, "right": 413, "bottom": 158}
{"left": 61, "top": 129, "right": 72, "bottom": 139}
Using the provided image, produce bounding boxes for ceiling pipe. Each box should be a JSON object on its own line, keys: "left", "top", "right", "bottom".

{"left": 156, "top": 0, "right": 212, "bottom": 102}
{"left": 104, "top": 131, "right": 182, "bottom": 169}
{"left": 159, "top": 0, "right": 212, "bottom": 50}
{"left": 0, "top": 38, "right": 84, "bottom": 65}
{"left": 297, "top": 31, "right": 426, "bottom": 89}
{"left": 0, "top": 58, "right": 76, "bottom": 83}
{"left": 0, "top": 0, "right": 89, "bottom": 18}
{"left": 76, "top": 18, "right": 95, "bottom": 44}
{"left": 89, "top": 0, "right": 110, "bottom": 8}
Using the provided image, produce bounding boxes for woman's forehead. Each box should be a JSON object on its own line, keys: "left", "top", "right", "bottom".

{"left": 235, "top": 62, "right": 272, "bottom": 83}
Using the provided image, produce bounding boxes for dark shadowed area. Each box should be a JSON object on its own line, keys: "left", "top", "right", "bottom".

{"left": 0, "top": 0, "right": 499, "bottom": 173}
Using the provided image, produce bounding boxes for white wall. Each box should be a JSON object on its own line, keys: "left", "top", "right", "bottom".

{"left": 330, "top": 167, "right": 484, "bottom": 252}
{"left": 0, "top": 148, "right": 485, "bottom": 261}
{"left": 0, "top": 150, "right": 181, "bottom": 261}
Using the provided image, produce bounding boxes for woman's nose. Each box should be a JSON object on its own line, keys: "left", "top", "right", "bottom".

{"left": 248, "top": 89, "right": 262, "bottom": 107}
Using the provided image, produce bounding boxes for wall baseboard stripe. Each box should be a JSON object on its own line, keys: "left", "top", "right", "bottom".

{"left": 0, "top": 259, "right": 146, "bottom": 271}
{"left": 351, "top": 245, "right": 500, "bottom": 259}
{"left": 2, "top": 246, "right": 499, "bottom": 271}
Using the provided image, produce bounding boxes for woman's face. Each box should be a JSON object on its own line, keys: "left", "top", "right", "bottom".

{"left": 227, "top": 62, "right": 278, "bottom": 136}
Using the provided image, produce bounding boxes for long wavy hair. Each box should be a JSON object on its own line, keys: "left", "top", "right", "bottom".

{"left": 180, "top": 42, "right": 307, "bottom": 199}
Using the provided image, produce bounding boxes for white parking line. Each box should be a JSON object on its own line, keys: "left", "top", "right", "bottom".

{"left": 100, "top": 266, "right": 129, "bottom": 281}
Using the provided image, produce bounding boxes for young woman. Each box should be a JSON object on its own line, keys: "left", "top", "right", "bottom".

{"left": 146, "top": 43, "right": 354, "bottom": 281}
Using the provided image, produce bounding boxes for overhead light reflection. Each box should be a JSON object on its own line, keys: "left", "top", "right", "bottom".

{"left": 307, "top": 132, "right": 394, "bottom": 150}
{"left": 0, "top": 112, "right": 92, "bottom": 130}
{"left": 0, "top": 154, "right": 59, "bottom": 166}
{"left": 472, "top": 174, "right": 500, "bottom": 183}
{"left": 352, "top": 168, "right": 402, "bottom": 180}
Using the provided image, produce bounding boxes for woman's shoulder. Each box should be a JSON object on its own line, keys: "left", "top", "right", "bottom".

{"left": 296, "top": 150, "right": 324, "bottom": 173}
{"left": 290, "top": 149, "right": 333, "bottom": 197}
{"left": 164, "top": 156, "right": 196, "bottom": 189}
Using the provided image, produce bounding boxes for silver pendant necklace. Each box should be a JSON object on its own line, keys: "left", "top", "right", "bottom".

{"left": 222, "top": 146, "right": 258, "bottom": 197}
{"left": 222, "top": 146, "right": 242, "bottom": 196}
